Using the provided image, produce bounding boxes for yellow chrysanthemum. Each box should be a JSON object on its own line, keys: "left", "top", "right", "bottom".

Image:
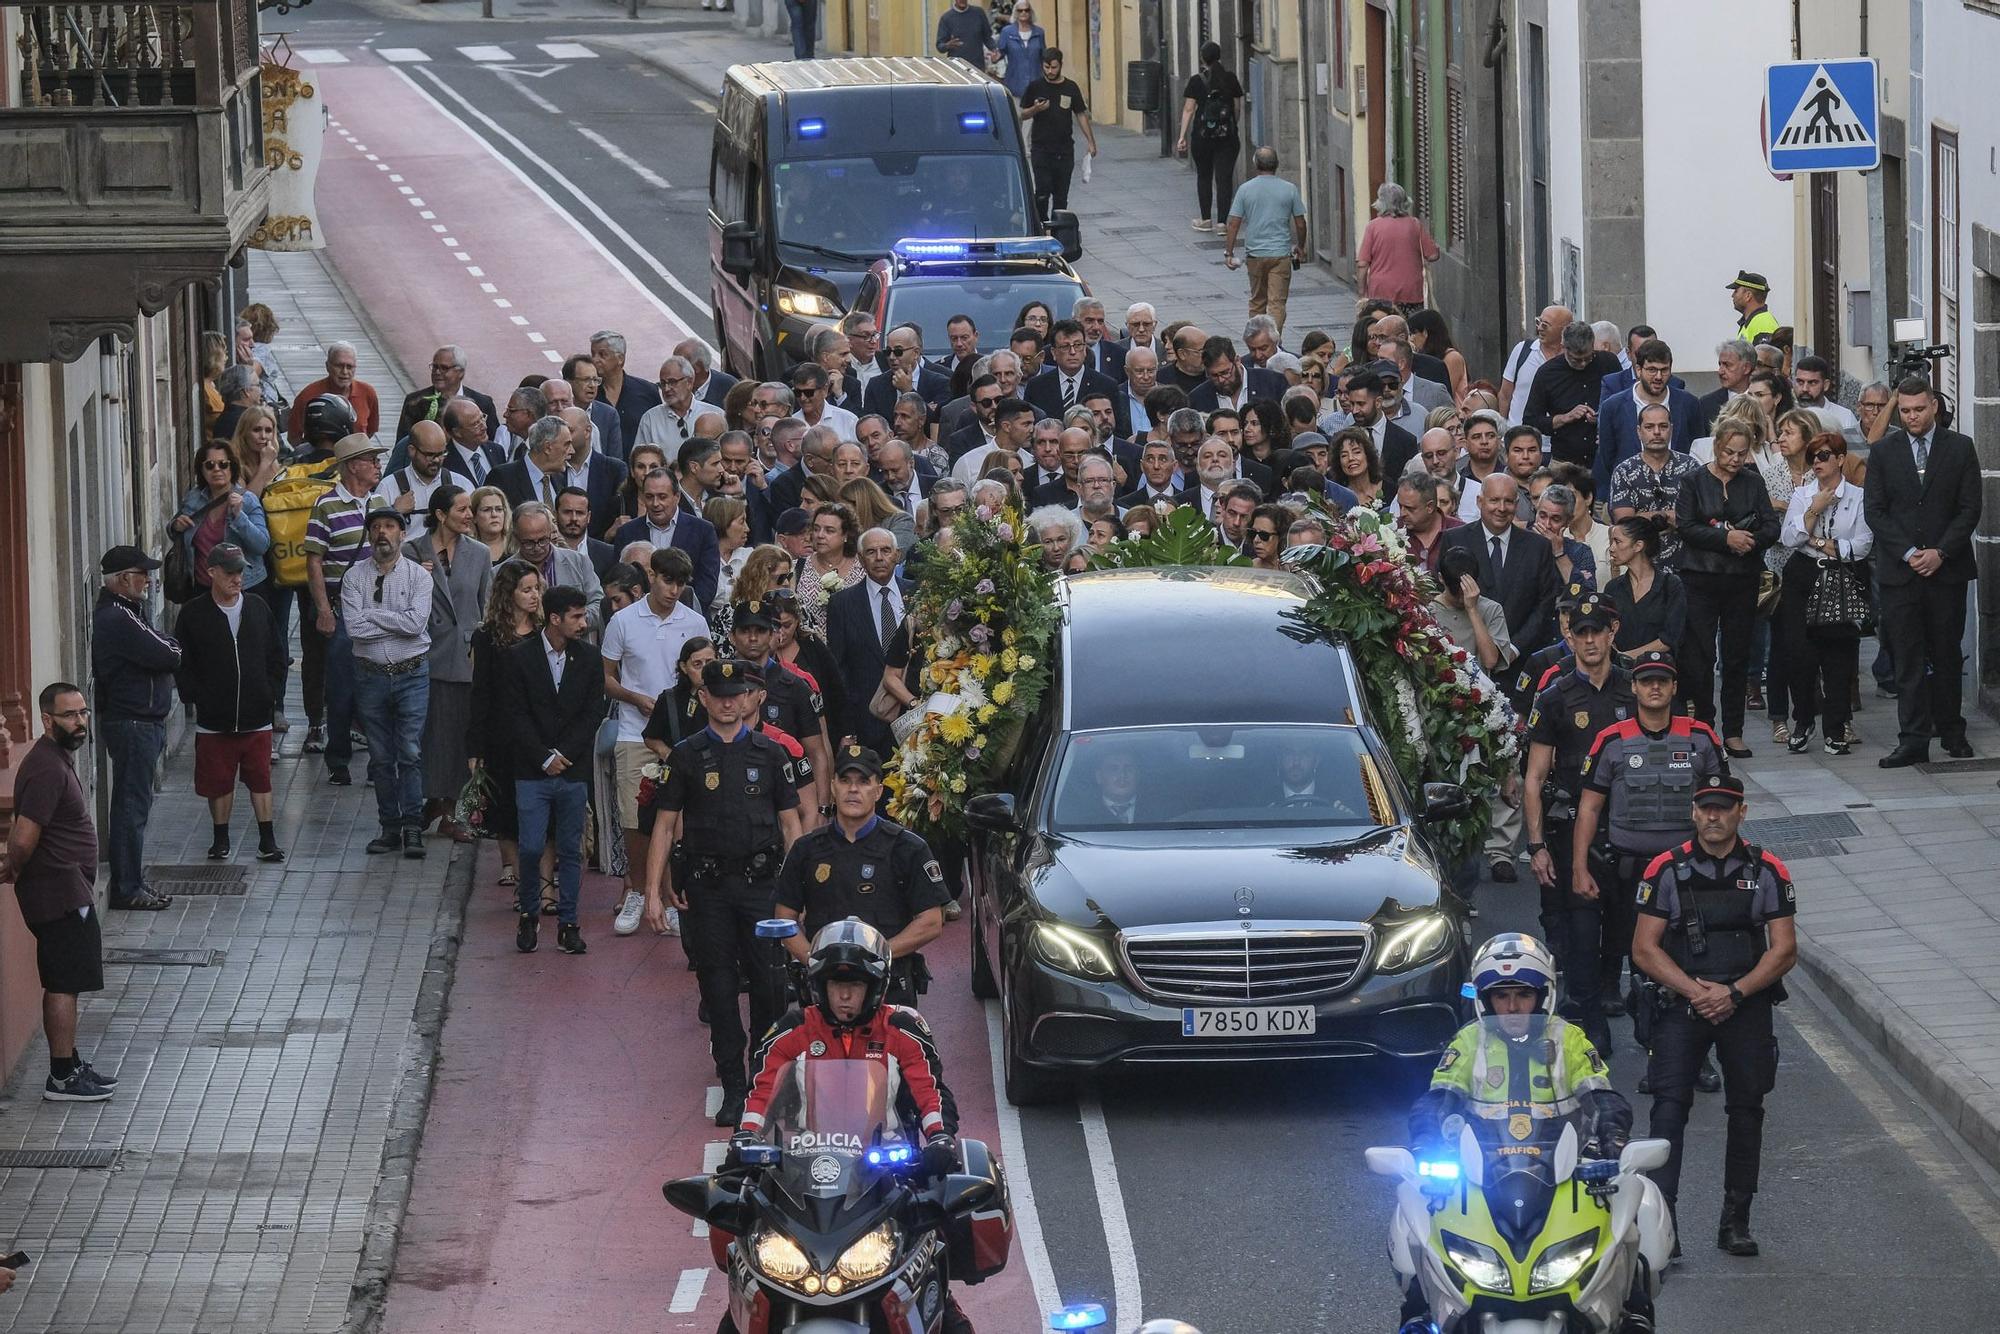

{"left": 949, "top": 775, "right": 967, "bottom": 793}
{"left": 1000, "top": 648, "right": 1019, "bottom": 672}
{"left": 971, "top": 653, "right": 996, "bottom": 679}
{"left": 991, "top": 680, "right": 1015, "bottom": 706}
{"left": 978, "top": 704, "right": 998, "bottom": 723}
{"left": 1002, "top": 628, "right": 1019, "bottom": 646}
{"left": 939, "top": 713, "right": 973, "bottom": 744}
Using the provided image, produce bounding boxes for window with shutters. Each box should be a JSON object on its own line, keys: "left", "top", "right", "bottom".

{"left": 1411, "top": 58, "right": 1433, "bottom": 220}
{"left": 1446, "top": 76, "right": 1467, "bottom": 248}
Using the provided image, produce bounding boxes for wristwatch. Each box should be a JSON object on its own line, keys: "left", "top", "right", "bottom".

{"left": 1727, "top": 983, "right": 1745, "bottom": 1006}
{"left": 1525, "top": 841, "right": 1547, "bottom": 855}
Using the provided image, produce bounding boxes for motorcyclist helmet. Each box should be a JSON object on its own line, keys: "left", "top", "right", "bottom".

{"left": 806, "top": 918, "right": 893, "bottom": 1029}
{"left": 1468, "top": 932, "right": 1558, "bottom": 1018}
{"left": 1135, "top": 1323, "right": 1204, "bottom": 1334}
{"left": 301, "top": 393, "right": 357, "bottom": 445}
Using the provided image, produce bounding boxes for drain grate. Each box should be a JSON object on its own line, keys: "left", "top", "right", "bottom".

{"left": 0, "top": 1148, "right": 120, "bottom": 1169}
{"left": 103, "top": 948, "right": 223, "bottom": 968}
{"left": 143, "top": 865, "right": 248, "bottom": 896}
{"left": 1742, "top": 812, "right": 1862, "bottom": 843}
{"left": 1917, "top": 756, "right": 2000, "bottom": 774}
{"left": 1762, "top": 837, "right": 1848, "bottom": 861}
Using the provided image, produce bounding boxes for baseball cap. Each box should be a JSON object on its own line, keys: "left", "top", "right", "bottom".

{"left": 99, "top": 544, "right": 162, "bottom": 575}
{"left": 701, "top": 658, "right": 757, "bottom": 696}
{"left": 1567, "top": 593, "right": 1616, "bottom": 631}
{"left": 1366, "top": 358, "right": 1403, "bottom": 382}
{"left": 1290, "top": 431, "right": 1330, "bottom": 452}
{"left": 205, "top": 542, "right": 248, "bottom": 573}
{"left": 731, "top": 598, "right": 775, "bottom": 631}
{"left": 776, "top": 507, "right": 811, "bottom": 536}
{"left": 1694, "top": 774, "right": 1747, "bottom": 808}
{"left": 833, "top": 744, "right": 883, "bottom": 779}
{"left": 1630, "top": 648, "right": 1678, "bottom": 681}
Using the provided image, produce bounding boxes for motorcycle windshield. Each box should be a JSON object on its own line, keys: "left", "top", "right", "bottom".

{"left": 761, "top": 1058, "right": 909, "bottom": 1207}
{"left": 1455, "top": 1015, "right": 1587, "bottom": 1187}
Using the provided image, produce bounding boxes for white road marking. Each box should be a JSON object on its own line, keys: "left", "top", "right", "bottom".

{"left": 419, "top": 211, "right": 436, "bottom": 220}
{"left": 442, "top": 236, "right": 458, "bottom": 245}
{"left": 689, "top": 96, "right": 718, "bottom": 114}
{"left": 452, "top": 252, "right": 471, "bottom": 262}
{"left": 364, "top": 154, "right": 379, "bottom": 161}
{"left": 493, "top": 70, "right": 564, "bottom": 116}
{"left": 378, "top": 47, "right": 431, "bottom": 63}
{"left": 980, "top": 1001, "right": 1064, "bottom": 1318}
{"left": 402, "top": 66, "right": 704, "bottom": 337}
{"left": 466, "top": 265, "right": 485, "bottom": 277}
{"left": 408, "top": 198, "right": 426, "bottom": 207}
{"left": 493, "top": 298, "right": 512, "bottom": 308}
{"left": 430, "top": 224, "right": 447, "bottom": 233}
{"left": 543, "top": 349, "right": 564, "bottom": 363}
{"left": 528, "top": 332, "right": 546, "bottom": 344}
{"left": 668, "top": 1267, "right": 707, "bottom": 1313}
{"left": 388, "top": 173, "right": 404, "bottom": 183}
{"left": 575, "top": 125, "right": 671, "bottom": 191}
{"left": 479, "top": 282, "right": 498, "bottom": 294}
{"left": 510, "top": 315, "right": 530, "bottom": 326}
{"left": 459, "top": 44, "right": 514, "bottom": 62}
{"left": 538, "top": 42, "right": 598, "bottom": 59}
{"left": 299, "top": 48, "right": 348, "bottom": 64}
{"left": 705, "top": 1085, "right": 723, "bottom": 1118}
{"left": 376, "top": 163, "right": 392, "bottom": 172}
{"left": 1077, "top": 1089, "right": 1144, "bottom": 1334}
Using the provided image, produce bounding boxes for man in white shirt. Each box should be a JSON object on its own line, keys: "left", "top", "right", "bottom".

{"left": 951, "top": 398, "right": 1035, "bottom": 483}
{"left": 601, "top": 546, "right": 706, "bottom": 935}
{"left": 1793, "top": 354, "right": 1863, "bottom": 447}
{"left": 375, "top": 420, "right": 452, "bottom": 537}
{"left": 791, "top": 363, "right": 858, "bottom": 440}
{"left": 634, "top": 355, "right": 700, "bottom": 459}
{"left": 1500, "top": 305, "right": 1572, "bottom": 423}
{"left": 841, "top": 311, "right": 883, "bottom": 393}
{"left": 341, "top": 508, "right": 433, "bottom": 859}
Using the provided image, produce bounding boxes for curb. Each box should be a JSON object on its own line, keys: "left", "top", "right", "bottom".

{"left": 1794, "top": 930, "right": 2000, "bottom": 1175}
{"left": 342, "top": 838, "right": 480, "bottom": 1334}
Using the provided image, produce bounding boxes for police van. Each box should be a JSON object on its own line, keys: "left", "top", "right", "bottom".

{"left": 708, "top": 57, "right": 1082, "bottom": 381}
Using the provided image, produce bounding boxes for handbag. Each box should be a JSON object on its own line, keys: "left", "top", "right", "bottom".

{"left": 1755, "top": 568, "right": 1782, "bottom": 618}
{"left": 163, "top": 491, "right": 230, "bottom": 604}
{"left": 1805, "top": 560, "right": 1869, "bottom": 630}
{"left": 868, "top": 681, "right": 905, "bottom": 723}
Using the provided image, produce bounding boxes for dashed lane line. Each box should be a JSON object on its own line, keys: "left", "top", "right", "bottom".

{"left": 668, "top": 1267, "right": 708, "bottom": 1313}
{"left": 981, "top": 1000, "right": 1065, "bottom": 1319}
{"left": 575, "top": 125, "right": 672, "bottom": 192}
{"left": 1077, "top": 1088, "right": 1145, "bottom": 1334}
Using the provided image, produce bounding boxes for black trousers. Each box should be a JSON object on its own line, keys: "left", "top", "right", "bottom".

{"left": 296, "top": 588, "right": 327, "bottom": 726}
{"left": 1599, "top": 851, "right": 1651, "bottom": 1000}
{"left": 1777, "top": 553, "right": 1862, "bottom": 738}
{"left": 1646, "top": 992, "right": 1777, "bottom": 1204}
{"left": 1031, "top": 144, "right": 1075, "bottom": 216}
{"left": 684, "top": 873, "right": 785, "bottom": 1089}
{"left": 1880, "top": 575, "right": 1971, "bottom": 750}
{"left": 1680, "top": 570, "right": 1758, "bottom": 740}
{"left": 1539, "top": 818, "right": 1608, "bottom": 1023}
{"left": 1190, "top": 137, "right": 1238, "bottom": 224}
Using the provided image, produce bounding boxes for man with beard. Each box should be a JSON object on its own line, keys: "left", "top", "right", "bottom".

{"left": 554, "top": 486, "right": 620, "bottom": 583}
{"left": 343, "top": 508, "right": 434, "bottom": 858}
{"left": 1175, "top": 436, "right": 1239, "bottom": 517}
{"left": 1, "top": 683, "right": 117, "bottom": 1101}
{"left": 375, "top": 420, "right": 453, "bottom": 539}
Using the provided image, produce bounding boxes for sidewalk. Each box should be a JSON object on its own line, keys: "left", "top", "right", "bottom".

{"left": 1736, "top": 688, "right": 2000, "bottom": 1172}
{"left": 0, "top": 249, "right": 463, "bottom": 1334}
{"left": 593, "top": 23, "right": 1359, "bottom": 342}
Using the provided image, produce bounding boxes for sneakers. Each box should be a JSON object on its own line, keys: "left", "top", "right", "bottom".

{"left": 1824, "top": 735, "right": 1853, "bottom": 756}
{"left": 45, "top": 1066, "right": 113, "bottom": 1102}
{"left": 517, "top": 912, "right": 539, "bottom": 953}
{"left": 207, "top": 837, "right": 231, "bottom": 862}
{"left": 1787, "top": 721, "right": 1814, "bottom": 754}
{"left": 79, "top": 1059, "right": 117, "bottom": 1087}
{"left": 257, "top": 842, "right": 286, "bottom": 863}
{"left": 328, "top": 766, "right": 352, "bottom": 786}
{"left": 402, "top": 827, "right": 427, "bottom": 860}
{"left": 365, "top": 830, "right": 400, "bottom": 855}
{"left": 109, "top": 888, "right": 172, "bottom": 911}
{"left": 303, "top": 725, "right": 327, "bottom": 753}
{"left": 557, "top": 923, "right": 587, "bottom": 955}
{"left": 1191, "top": 218, "right": 1213, "bottom": 232}
{"left": 614, "top": 891, "right": 645, "bottom": 936}
{"left": 661, "top": 906, "right": 682, "bottom": 936}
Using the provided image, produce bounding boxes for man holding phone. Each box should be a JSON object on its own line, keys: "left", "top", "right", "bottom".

{"left": 1019, "top": 49, "right": 1096, "bottom": 220}
{"left": 1524, "top": 320, "right": 1622, "bottom": 470}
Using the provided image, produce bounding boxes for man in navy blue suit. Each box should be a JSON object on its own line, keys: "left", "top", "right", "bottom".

{"left": 609, "top": 468, "right": 721, "bottom": 610}
{"left": 1074, "top": 296, "right": 1126, "bottom": 381}
{"left": 552, "top": 405, "right": 627, "bottom": 528}
{"left": 491, "top": 417, "right": 579, "bottom": 512}
{"left": 1591, "top": 338, "right": 1702, "bottom": 497}
{"left": 862, "top": 325, "right": 954, "bottom": 423}
{"left": 1187, "top": 335, "right": 1288, "bottom": 412}
{"left": 1024, "top": 319, "right": 1129, "bottom": 437}
{"left": 824, "top": 527, "right": 911, "bottom": 753}
{"left": 439, "top": 397, "right": 505, "bottom": 487}
{"left": 554, "top": 487, "right": 622, "bottom": 584}
{"left": 679, "top": 338, "right": 738, "bottom": 409}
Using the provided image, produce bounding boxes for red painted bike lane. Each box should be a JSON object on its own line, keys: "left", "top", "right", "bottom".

{"left": 311, "top": 63, "right": 693, "bottom": 399}
{"left": 381, "top": 844, "right": 1044, "bottom": 1333}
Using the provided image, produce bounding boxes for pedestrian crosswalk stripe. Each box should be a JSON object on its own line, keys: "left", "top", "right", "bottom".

{"left": 459, "top": 44, "right": 513, "bottom": 62}
{"left": 537, "top": 42, "right": 596, "bottom": 59}
{"left": 298, "top": 48, "right": 348, "bottom": 64}
{"left": 377, "top": 47, "right": 430, "bottom": 63}
{"left": 668, "top": 1268, "right": 707, "bottom": 1314}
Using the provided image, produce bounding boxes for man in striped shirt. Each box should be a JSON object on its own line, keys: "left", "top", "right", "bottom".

{"left": 304, "top": 433, "right": 389, "bottom": 784}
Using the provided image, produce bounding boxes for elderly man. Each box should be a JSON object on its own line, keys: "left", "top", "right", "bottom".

{"left": 592, "top": 329, "right": 661, "bottom": 447}
{"left": 442, "top": 397, "right": 504, "bottom": 486}
{"left": 558, "top": 404, "right": 627, "bottom": 525}
{"left": 942, "top": 350, "right": 1024, "bottom": 441}
{"left": 1074, "top": 453, "right": 1121, "bottom": 527}
{"left": 90, "top": 545, "right": 182, "bottom": 910}
{"left": 790, "top": 362, "right": 858, "bottom": 439}
{"left": 1030, "top": 425, "right": 1095, "bottom": 508}
{"left": 514, "top": 501, "right": 606, "bottom": 635}
{"left": 840, "top": 311, "right": 883, "bottom": 395}
{"left": 304, "top": 434, "right": 391, "bottom": 781}
{"left": 825, "top": 527, "right": 910, "bottom": 753}
{"left": 873, "top": 437, "right": 930, "bottom": 522}
{"left": 396, "top": 344, "right": 497, "bottom": 443}
{"left": 675, "top": 338, "right": 736, "bottom": 408}
{"left": 1693, "top": 339, "right": 1756, "bottom": 436}
{"left": 561, "top": 353, "right": 625, "bottom": 462}
{"left": 1121, "top": 344, "right": 1162, "bottom": 441}
{"left": 491, "top": 416, "right": 575, "bottom": 510}
{"left": 1160, "top": 323, "right": 1210, "bottom": 392}
{"left": 1073, "top": 297, "right": 1124, "bottom": 380}
{"left": 1118, "top": 302, "right": 1160, "bottom": 358}
{"left": 609, "top": 468, "right": 721, "bottom": 609}
{"left": 863, "top": 324, "right": 953, "bottom": 422}
{"left": 492, "top": 386, "right": 546, "bottom": 467}
{"left": 1119, "top": 438, "right": 1181, "bottom": 508}
{"left": 1174, "top": 436, "right": 1238, "bottom": 517}
{"left": 1242, "top": 314, "right": 1283, "bottom": 368}
{"left": 1396, "top": 472, "right": 1462, "bottom": 573}
{"left": 289, "top": 341, "right": 381, "bottom": 443}
{"left": 343, "top": 508, "right": 434, "bottom": 858}
{"left": 1441, "top": 473, "right": 1561, "bottom": 652}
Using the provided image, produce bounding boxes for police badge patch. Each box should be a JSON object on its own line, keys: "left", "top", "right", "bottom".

{"left": 1438, "top": 1047, "right": 1460, "bottom": 1071}
{"left": 809, "top": 1040, "right": 827, "bottom": 1056}
{"left": 1508, "top": 1113, "right": 1533, "bottom": 1142}
{"left": 861, "top": 864, "right": 875, "bottom": 879}
{"left": 1573, "top": 711, "right": 1591, "bottom": 730}
{"left": 747, "top": 767, "right": 761, "bottom": 783}
{"left": 783, "top": 761, "right": 798, "bottom": 785}
{"left": 924, "top": 860, "right": 945, "bottom": 884}
{"left": 766, "top": 704, "right": 780, "bottom": 720}
{"left": 705, "top": 772, "right": 720, "bottom": 790}
{"left": 815, "top": 863, "right": 831, "bottom": 883}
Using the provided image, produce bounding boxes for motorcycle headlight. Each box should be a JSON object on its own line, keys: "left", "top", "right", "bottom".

{"left": 752, "top": 1228, "right": 813, "bottom": 1284}
{"left": 1031, "top": 923, "right": 1117, "bottom": 979}
{"left": 1528, "top": 1232, "right": 1598, "bottom": 1293}
{"left": 1376, "top": 913, "right": 1452, "bottom": 972}
{"left": 775, "top": 285, "right": 841, "bottom": 319}
{"left": 835, "top": 1222, "right": 898, "bottom": 1283}
{"left": 1441, "top": 1231, "right": 1511, "bottom": 1292}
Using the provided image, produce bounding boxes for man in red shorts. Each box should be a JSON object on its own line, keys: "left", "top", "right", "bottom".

{"left": 175, "top": 543, "right": 287, "bottom": 862}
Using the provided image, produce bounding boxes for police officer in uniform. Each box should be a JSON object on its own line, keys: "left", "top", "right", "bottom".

{"left": 1630, "top": 774, "right": 1797, "bottom": 1259}
{"left": 1509, "top": 582, "right": 1596, "bottom": 716}
{"left": 774, "top": 745, "right": 949, "bottom": 1006}
{"left": 642, "top": 658, "right": 807, "bottom": 1127}
{"left": 728, "top": 597, "right": 832, "bottom": 826}
{"left": 1574, "top": 650, "right": 1729, "bottom": 1026}
{"left": 1521, "top": 593, "right": 1634, "bottom": 1044}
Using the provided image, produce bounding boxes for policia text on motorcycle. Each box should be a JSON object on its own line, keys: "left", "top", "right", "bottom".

{"left": 773, "top": 744, "right": 949, "bottom": 1006}
{"left": 643, "top": 657, "right": 806, "bottom": 1128}
{"left": 1630, "top": 774, "right": 1797, "bottom": 1258}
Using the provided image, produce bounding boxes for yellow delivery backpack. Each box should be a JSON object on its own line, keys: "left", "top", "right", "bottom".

{"left": 263, "top": 459, "right": 338, "bottom": 588}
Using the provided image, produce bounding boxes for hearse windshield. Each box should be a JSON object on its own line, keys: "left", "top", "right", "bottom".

{"left": 771, "top": 154, "right": 1033, "bottom": 262}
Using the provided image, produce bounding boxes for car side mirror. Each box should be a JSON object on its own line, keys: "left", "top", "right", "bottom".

{"left": 1047, "top": 210, "right": 1082, "bottom": 262}
{"left": 721, "top": 221, "right": 759, "bottom": 279}
{"left": 1422, "top": 782, "right": 1472, "bottom": 821}
{"left": 964, "top": 792, "right": 1019, "bottom": 832}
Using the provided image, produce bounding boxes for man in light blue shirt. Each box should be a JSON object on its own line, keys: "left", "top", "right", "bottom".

{"left": 1221, "top": 146, "right": 1308, "bottom": 338}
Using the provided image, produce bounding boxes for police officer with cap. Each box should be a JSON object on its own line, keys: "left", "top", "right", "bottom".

{"left": 774, "top": 744, "right": 949, "bottom": 1006}
{"left": 1510, "top": 581, "right": 1596, "bottom": 715}
{"left": 643, "top": 657, "right": 806, "bottom": 1127}
{"left": 1630, "top": 774, "right": 1797, "bottom": 1259}
{"left": 728, "top": 595, "right": 832, "bottom": 825}
{"left": 1521, "top": 591, "right": 1633, "bottom": 1042}
{"left": 1574, "top": 649, "right": 1729, "bottom": 1030}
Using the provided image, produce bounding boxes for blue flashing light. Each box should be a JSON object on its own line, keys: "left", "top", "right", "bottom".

{"left": 865, "top": 1144, "right": 914, "bottom": 1166}
{"left": 1417, "top": 1159, "right": 1461, "bottom": 1182}
{"left": 797, "top": 118, "right": 826, "bottom": 139}
{"left": 993, "top": 237, "right": 1064, "bottom": 257}
{"left": 1050, "top": 1304, "right": 1108, "bottom": 1330}
{"left": 893, "top": 239, "right": 971, "bottom": 259}
{"left": 959, "top": 112, "right": 991, "bottom": 131}
{"left": 755, "top": 918, "right": 800, "bottom": 939}
{"left": 1576, "top": 1160, "right": 1619, "bottom": 1182}
{"left": 1460, "top": 982, "right": 1478, "bottom": 999}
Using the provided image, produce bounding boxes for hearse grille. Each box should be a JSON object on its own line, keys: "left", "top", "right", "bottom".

{"left": 1121, "top": 930, "right": 1370, "bottom": 1002}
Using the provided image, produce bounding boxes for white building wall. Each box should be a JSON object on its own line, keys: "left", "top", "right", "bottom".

{"left": 1638, "top": 0, "right": 1794, "bottom": 359}
{"left": 1544, "top": 0, "right": 1585, "bottom": 311}
{"left": 1917, "top": 2, "right": 1998, "bottom": 417}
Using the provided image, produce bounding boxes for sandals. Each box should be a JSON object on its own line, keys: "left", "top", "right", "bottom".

{"left": 498, "top": 865, "right": 519, "bottom": 888}
{"left": 1771, "top": 720, "right": 1790, "bottom": 746}
{"left": 541, "top": 879, "right": 559, "bottom": 917}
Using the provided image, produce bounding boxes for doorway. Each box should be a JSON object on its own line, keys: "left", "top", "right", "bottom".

{"left": 1365, "top": 1, "right": 1386, "bottom": 206}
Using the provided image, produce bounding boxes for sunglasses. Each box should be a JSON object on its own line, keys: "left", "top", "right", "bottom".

{"left": 1251, "top": 528, "right": 1279, "bottom": 541}
{"left": 1809, "top": 449, "right": 1843, "bottom": 464}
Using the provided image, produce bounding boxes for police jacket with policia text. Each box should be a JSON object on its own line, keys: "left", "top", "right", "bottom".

{"left": 776, "top": 815, "right": 950, "bottom": 942}
{"left": 1407, "top": 1016, "right": 1632, "bottom": 1150}
{"left": 1579, "top": 715, "right": 1729, "bottom": 857}
{"left": 1637, "top": 838, "right": 1796, "bottom": 990}
{"left": 740, "top": 1003, "right": 956, "bottom": 1139}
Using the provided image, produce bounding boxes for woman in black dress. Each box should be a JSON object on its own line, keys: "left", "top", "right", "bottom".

{"left": 1601, "top": 517, "right": 1686, "bottom": 657}
{"left": 1175, "top": 41, "right": 1244, "bottom": 232}
{"left": 467, "top": 559, "right": 542, "bottom": 891}
{"left": 1674, "top": 422, "right": 1779, "bottom": 757}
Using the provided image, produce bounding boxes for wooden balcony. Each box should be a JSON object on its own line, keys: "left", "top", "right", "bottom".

{"left": 0, "top": 1, "right": 270, "bottom": 361}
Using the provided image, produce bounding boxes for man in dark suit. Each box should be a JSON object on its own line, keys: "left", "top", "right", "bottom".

{"left": 437, "top": 398, "right": 505, "bottom": 487}
{"left": 862, "top": 325, "right": 954, "bottom": 422}
{"left": 1187, "top": 335, "right": 1288, "bottom": 412}
{"left": 553, "top": 488, "right": 621, "bottom": 584}
{"left": 555, "top": 406, "right": 627, "bottom": 526}
{"left": 609, "top": 468, "right": 723, "bottom": 610}
{"left": 1690, "top": 338, "right": 1756, "bottom": 435}
{"left": 1074, "top": 297, "right": 1126, "bottom": 381}
{"left": 491, "top": 417, "right": 577, "bottom": 512}
{"left": 497, "top": 584, "right": 606, "bottom": 954}
{"left": 680, "top": 338, "right": 738, "bottom": 409}
{"left": 824, "top": 528, "right": 910, "bottom": 754}
{"left": 1341, "top": 368, "right": 1421, "bottom": 480}
{"left": 1865, "top": 377, "right": 1983, "bottom": 766}
{"left": 1440, "top": 473, "right": 1561, "bottom": 653}
{"left": 394, "top": 344, "right": 499, "bottom": 443}
{"left": 1024, "top": 319, "right": 1129, "bottom": 436}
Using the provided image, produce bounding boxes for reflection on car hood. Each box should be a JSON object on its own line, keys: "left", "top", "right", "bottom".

{"left": 1026, "top": 826, "right": 1445, "bottom": 931}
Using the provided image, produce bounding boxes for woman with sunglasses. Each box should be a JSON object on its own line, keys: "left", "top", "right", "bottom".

{"left": 173, "top": 440, "right": 273, "bottom": 593}
{"left": 1244, "top": 503, "right": 1295, "bottom": 570}
{"left": 1775, "top": 433, "right": 1872, "bottom": 755}
{"left": 996, "top": 2, "right": 1046, "bottom": 101}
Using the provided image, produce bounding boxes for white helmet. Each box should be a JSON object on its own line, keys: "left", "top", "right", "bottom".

{"left": 1467, "top": 933, "right": 1558, "bottom": 1018}
{"left": 1135, "top": 1324, "right": 1203, "bottom": 1334}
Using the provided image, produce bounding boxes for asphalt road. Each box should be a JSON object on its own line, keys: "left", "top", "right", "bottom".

{"left": 288, "top": 6, "right": 2000, "bottom": 1328}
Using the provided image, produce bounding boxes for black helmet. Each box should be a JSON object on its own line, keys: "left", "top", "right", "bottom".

{"left": 806, "top": 918, "right": 892, "bottom": 1029}
{"left": 301, "top": 393, "right": 357, "bottom": 444}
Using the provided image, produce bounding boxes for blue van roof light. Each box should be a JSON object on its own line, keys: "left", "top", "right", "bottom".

{"left": 959, "top": 112, "right": 991, "bottom": 131}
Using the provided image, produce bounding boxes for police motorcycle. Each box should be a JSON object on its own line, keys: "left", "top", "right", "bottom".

{"left": 665, "top": 1055, "right": 1012, "bottom": 1334}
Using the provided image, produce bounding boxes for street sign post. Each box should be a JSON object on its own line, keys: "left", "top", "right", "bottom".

{"left": 1765, "top": 58, "right": 1880, "bottom": 173}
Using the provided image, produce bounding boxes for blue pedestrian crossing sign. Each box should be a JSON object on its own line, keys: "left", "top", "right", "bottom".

{"left": 1765, "top": 58, "right": 1880, "bottom": 172}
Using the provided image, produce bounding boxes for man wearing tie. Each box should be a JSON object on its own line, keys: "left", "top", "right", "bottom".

{"left": 1073, "top": 297, "right": 1126, "bottom": 381}
{"left": 1025, "top": 320, "right": 1126, "bottom": 435}
{"left": 490, "top": 417, "right": 575, "bottom": 511}
{"left": 825, "top": 528, "right": 910, "bottom": 754}
{"left": 1439, "top": 473, "right": 1561, "bottom": 654}
{"left": 442, "top": 398, "right": 504, "bottom": 487}
{"left": 1864, "top": 376, "right": 1983, "bottom": 766}
{"left": 1084, "top": 744, "right": 1144, "bottom": 824}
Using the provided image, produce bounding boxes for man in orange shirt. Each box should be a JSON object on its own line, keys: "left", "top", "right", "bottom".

{"left": 287, "top": 342, "right": 381, "bottom": 444}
